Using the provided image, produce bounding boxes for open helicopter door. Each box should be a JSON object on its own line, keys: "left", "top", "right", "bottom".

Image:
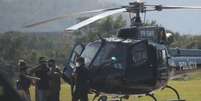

{"left": 63, "top": 43, "right": 85, "bottom": 84}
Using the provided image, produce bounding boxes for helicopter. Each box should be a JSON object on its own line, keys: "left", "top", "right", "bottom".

{"left": 25, "top": 0, "right": 201, "bottom": 101}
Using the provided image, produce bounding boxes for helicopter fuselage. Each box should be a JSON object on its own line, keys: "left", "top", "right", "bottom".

{"left": 86, "top": 39, "right": 169, "bottom": 95}
{"left": 64, "top": 26, "right": 201, "bottom": 96}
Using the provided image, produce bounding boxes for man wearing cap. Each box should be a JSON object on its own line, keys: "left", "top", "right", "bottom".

{"left": 48, "top": 59, "right": 61, "bottom": 101}
{"left": 17, "top": 59, "right": 31, "bottom": 101}
{"left": 31, "top": 57, "right": 50, "bottom": 101}
{"left": 72, "top": 57, "right": 90, "bottom": 101}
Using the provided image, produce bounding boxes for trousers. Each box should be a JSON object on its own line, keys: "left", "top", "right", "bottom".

{"left": 72, "top": 89, "right": 88, "bottom": 101}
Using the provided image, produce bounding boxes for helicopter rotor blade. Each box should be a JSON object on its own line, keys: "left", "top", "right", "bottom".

{"left": 153, "top": 5, "right": 201, "bottom": 11}
{"left": 161, "top": 6, "right": 201, "bottom": 9}
{"left": 24, "top": 7, "right": 122, "bottom": 28}
{"left": 65, "top": 8, "right": 127, "bottom": 31}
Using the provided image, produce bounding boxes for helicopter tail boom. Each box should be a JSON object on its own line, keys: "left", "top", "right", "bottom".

{"left": 168, "top": 48, "right": 201, "bottom": 77}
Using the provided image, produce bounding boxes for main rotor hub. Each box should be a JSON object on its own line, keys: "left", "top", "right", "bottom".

{"left": 126, "top": 2, "right": 145, "bottom": 27}
{"left": 127, "top": 2, "right": 145, "bottom": 13}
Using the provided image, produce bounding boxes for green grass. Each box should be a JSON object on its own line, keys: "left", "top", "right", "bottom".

{"left": 30, "top": 73, "right": 201, "bottom": 101}
{"left": 30, "top": 80, "right": 201, "bottom": 101}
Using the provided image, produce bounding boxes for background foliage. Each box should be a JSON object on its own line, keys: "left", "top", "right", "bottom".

{"left": 0, "top": 16, "right": 201, "bottom": 84}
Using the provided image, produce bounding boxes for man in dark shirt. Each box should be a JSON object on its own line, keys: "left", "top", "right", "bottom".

{"left": 17, "top": 59, "right": 31, "bottom": 101}
{"left": 72, "top": 57, "right": 89, "bottom": 101}
{"left": 48, "top": 59, "right": 61, "bottom": 101}
{"left": 31, "top": 57, "right": 50, "bottom": 101}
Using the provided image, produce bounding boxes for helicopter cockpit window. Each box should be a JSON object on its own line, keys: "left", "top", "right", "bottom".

{"left": 68, "top": 44, "right": 85, "bottom": 68}
{"left": 131, "top": 41, "right": 148, "bottom": 66}
{"left": 81, "top": 42, "right": 101, "bottom": 67}
{"left": 70, "top": 44, "right": 84, "bottom": 64}
{"left": 93, "top": 43, "right": 127, "bottom": 69}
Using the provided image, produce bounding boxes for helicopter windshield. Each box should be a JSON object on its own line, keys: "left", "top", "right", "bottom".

{"left": 93, "top": 42, "right": 127, "bottom": 69}
{"left": 81, "top": 41, "right": 102, "bottom": 66}
{"left": 81, "top": 41, "right": 127, "bottom": 69}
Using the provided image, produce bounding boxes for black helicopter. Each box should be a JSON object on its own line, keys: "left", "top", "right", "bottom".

{"left": 25, "top": 0, "right": 201, "bottom": 101}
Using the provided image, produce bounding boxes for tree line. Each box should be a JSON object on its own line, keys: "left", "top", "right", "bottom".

{"left": 0, "top": 16, "right": 201, "bottom": 83}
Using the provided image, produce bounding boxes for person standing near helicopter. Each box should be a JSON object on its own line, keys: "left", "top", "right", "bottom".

{"left": 17, "top": 59, "right": 31, "bottom": 101}
{"left": 30, "top": 57, "right": 50, "bottom": 101}
{"left": 72, "top": 57, "right": 90, "bottom": 101}
{"left": 47, "top": 59, "right": 61, "bottom": 101}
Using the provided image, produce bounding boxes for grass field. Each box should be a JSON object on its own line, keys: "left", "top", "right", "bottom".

{"left": 30, "top": 73, "right": 201, "bottom": 101}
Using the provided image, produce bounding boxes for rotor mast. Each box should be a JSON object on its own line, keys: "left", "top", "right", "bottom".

{"left": 128, "top": 2, "right": 144, "bottom": 27}
{"left": 131, "top": 10, "right": 142, "bottom": 27}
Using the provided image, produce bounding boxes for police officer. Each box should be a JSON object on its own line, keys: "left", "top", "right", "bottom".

{"left": 17, "top": 59, "right": 31, "bottom": 101}
{"left": 48, "top": 59, "right": 61, "bottom": 101}
{"left": 72, "top": 57, "right": 90, "bottom": 101}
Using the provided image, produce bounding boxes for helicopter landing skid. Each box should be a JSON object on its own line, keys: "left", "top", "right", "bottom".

{"left": 163, "top": 85, "right": 186, "bottom": 101}
{"left": 92, "top": 86, "right": 186, "bottom": 101}
{"left": 145, "top": 93, "right": 157, "bottom": 101}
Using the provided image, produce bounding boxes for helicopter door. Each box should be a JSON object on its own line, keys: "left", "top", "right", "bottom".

{"left": 63, "top": 44, "right": 85, "bottom": 84}
{"left": 126, "top": 41, "right": 154, "bottom": 83}
{"left": 157, "top": 48, "right": 169, "bottom": 81}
